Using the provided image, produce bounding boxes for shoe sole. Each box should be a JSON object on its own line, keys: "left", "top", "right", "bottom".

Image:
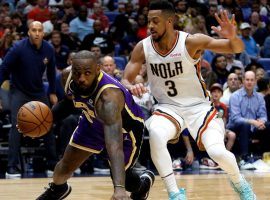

{"left": 5, "top": 172, "right": 21, "bottom": 179}
{"left": 59, "top": 185, "right": 72, "bottom": 200}
{"left": 93, "top": 168, "right": 110, "bottom": 172}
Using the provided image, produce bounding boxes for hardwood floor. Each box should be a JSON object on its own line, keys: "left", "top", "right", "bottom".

{"left": 0, "top": 172, "right": 269, "bottom": 199}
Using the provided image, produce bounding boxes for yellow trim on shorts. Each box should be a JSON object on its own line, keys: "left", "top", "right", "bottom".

{"left": 69, "top": 128, "right": 102, "bottom": 154}
{"left": 124, "top": 104, "right": 144, "bottom": 123}
{"left": 124, "top": 130, "right": 137, "bottom": 170}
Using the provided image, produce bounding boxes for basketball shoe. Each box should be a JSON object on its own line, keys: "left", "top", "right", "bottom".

{"left": 130, "top": 170, "right": 155, "bottom": 200}
{"left": 5, "top": 166, "right": 21, "bottom": 179}
{"left": 169, "top": 188, "right": 187, "bottom": 200}
{"left": 230, "top": 177, "right": 257, "bottom": 200}
{"left": 36, "top": 182, "right": 71, "bottom": 200}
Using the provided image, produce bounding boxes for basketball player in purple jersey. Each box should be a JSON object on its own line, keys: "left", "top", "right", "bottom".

{"left": 37, "top": 50, "right": 155, "bottom": 200}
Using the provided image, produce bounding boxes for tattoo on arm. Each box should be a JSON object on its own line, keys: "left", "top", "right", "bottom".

{"left": 96, "top": 88, "right": 126, "bottom": 186}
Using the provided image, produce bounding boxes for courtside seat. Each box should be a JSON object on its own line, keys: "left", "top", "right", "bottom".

{"left": 257, "top": 58, "right": 270, "bottom": 74}
{"left": 104, "top": 11, "right": 119, "bottom": 23}
{"left": 114, "top": 56, "right": 127, "bottom": 70}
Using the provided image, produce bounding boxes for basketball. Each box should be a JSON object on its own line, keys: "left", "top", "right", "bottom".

{"left": 17, "top": 101, "right": 53, "bottom": 138}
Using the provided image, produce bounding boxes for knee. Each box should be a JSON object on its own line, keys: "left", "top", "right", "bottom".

{"left": 207, "top": 146, "right": 231, "bottom": 163}
{"left": 148, "top": 127, "right": 167, "bottom": 148}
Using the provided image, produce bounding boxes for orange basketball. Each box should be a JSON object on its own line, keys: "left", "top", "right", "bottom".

{"left": 17, "top": 101, "right": 53, "bottom": 138}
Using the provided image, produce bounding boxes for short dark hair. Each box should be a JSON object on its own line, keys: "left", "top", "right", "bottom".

{"left": 149, "top": 0, "right": 175, "bottom": 14}
{"left": 229, "top": 66, "right": 242, "bottom": 74}
{"left": 73, "top": 50, "right": 95, "bottom": 60}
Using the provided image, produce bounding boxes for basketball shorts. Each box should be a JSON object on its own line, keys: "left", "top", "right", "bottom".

{"left": 69, "top": 115, "right": 144, "bottom": 169}
{"left": 151, "top": 101, "right": 218, "bottom": 150}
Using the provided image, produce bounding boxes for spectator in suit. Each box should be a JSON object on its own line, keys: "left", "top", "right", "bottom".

{"left": 0, "top": 21, "right": 58, "bottom": 178}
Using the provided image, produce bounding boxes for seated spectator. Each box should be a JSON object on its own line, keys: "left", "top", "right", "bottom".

{"left": 262, "top": 36, "right": 270, "bottom": 58}
{"left": 220, "top": 73, "right": 240, "bottom": 106}
{"left": 227, "top": 71, "right": 268, "bottom": 169}
{"left": 250, "top": 11, "right": 266, "bottom": 35}
{"left": 50, "top": 30, "right": 70, "bottom": 71}
{"left": 136, "top": 14, "right": 148, "bottom": 40}
{"left": 239, "top": 22, "right": 260, "bottom": 60}
{"left": 210, "top": 83, "right": 236, "bottom": 151}
{"left": 211, "top": 54, "right": 229, "bottom": 86}
{"left": 100, "top": 55, "right": 121, "bottom": 81}
{"left": 90, "top": 2, "right": 109, "bottom": 33}
{"left": 69, "top": 5, "right": 94, "bottom": 41}
{"left": 90, "top": 44, "right": 102, "bottom": 59}
{"left": 57, "top": 0, "right": 77, "bottom": 24}
{"left": 256, "top": 67, "right": 267, "bottom": 81}
{"left": 245, "top": 60, "right": 264, "bottom": 73}
{"left": 253, "top": 21, "right": 270, "bottom": 47}
{"left": 229, "top": 66, "right": 244, "bottom": 82}
{"left": 27, "top": 0, "right": 51, "bottom": 23}
{"left": 11, "top": 12, "right": 27, "bottom": 37}
{"left": 60, "top": 22, "right": 81, "bottom": 51}
{"left": 81, "top": 19, "right": 114, "bottom": 55}
{"left": 200, "top": 57, "right": 218, "bottom": 90}
{"left": 171, "top": 129, "right": 195, "bottom": 171}
{"left": 225, "top": 53, "right": 244, "bottom": 72}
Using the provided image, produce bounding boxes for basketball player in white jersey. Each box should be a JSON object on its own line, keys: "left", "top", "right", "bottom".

{"left": 122, "top": 1, "right": 256, "bottom": 200}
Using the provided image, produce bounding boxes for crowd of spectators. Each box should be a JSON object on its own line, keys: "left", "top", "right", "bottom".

{"left": 0, "top": 0, "right": 270, "bottom": 177}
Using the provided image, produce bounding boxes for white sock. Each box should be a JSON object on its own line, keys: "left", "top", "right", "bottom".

{"left": 147, "top": 115, "right": 181, "bottom": 194}
{"left": 162, "top": 173, "right": 179, "bottom": 193}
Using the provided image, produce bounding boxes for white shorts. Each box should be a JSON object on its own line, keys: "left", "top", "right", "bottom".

{"left": 151, "top": 101, "right": 218, "bottom": 150}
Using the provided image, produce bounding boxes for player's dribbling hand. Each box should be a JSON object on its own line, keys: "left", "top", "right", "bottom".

{"left": 129, "top": 83, "right": 148, "bottom": 97}
{"left": 16, "top": 124, "right": 22, "bottom": 133}
{"left": 111, "top": 189, "right": 131, "bottom": 200}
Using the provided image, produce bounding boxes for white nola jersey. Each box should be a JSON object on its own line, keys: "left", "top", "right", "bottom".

{"left": 142, "top": 31, "right": 211, "bottom": 107}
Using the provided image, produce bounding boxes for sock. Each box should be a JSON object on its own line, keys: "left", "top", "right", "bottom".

{"left": 162, "top": 173, "right": 179, "bottom": 194}
{"left": 53, "top": 182, "right": 68, "bottom": 191}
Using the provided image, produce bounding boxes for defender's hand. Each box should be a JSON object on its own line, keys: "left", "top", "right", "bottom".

{"left": 211, "top": 10, "right": 237, "bottom": 40}
{"left": 128, "top": 83, "right": 148, "bottom": 97}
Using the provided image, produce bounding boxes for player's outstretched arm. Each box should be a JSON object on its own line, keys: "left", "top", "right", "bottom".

{"left": 96, "top": 88, "right": 130, "bottom": 200}
{"left": 186, "top": 10, "right": 244, "bottom": 57}
{"left": 122, "top": 42, "right": 147, "bottom": 97}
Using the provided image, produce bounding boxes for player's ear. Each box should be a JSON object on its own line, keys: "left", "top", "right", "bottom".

{"left": 96, "top": 63, "right": 101, "bottom": 72}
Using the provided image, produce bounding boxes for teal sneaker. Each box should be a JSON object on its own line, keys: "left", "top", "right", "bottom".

{"left": 231, "top": 178, "right": 256, "bottom": 200}
{"left": 169, "top": 188, "right": 186, "bottom": 200}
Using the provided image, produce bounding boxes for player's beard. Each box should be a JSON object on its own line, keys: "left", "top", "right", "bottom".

{"left": 72, "top": 77, "right": 98, "bottom": 96}
{"left": 152, "top": 30, "right": 166, "bottom": 42}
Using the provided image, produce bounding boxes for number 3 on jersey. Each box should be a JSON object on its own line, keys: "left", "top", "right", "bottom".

{"left": 165, "top": 80, "right": 178, "bottom": 97}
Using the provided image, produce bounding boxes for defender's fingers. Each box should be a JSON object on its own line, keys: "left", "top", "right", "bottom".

{"left": 214, "top": 13, "right": 223, "bottom": 25}
{"left": 223, "top": 10, "right": 230, "bottom": 23}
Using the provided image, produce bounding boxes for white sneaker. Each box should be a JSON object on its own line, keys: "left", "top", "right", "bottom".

{"left": 46, "top": 170, "right": 54, "bottom": 177}
{"left": 239, "top": 160, "right": 256, "bottom": 170}
{"left": 172, "top": 158, "right": 183, "bottom": 171}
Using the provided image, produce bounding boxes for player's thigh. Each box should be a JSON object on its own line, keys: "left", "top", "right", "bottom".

{"left": 201, "top": 118, "right": 226, "bottom": 149}
{"left": 146, "top": 114, "right": 184, "bottom": 142}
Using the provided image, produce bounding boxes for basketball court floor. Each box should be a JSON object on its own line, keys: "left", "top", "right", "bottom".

{"left": 0, "top": 171, "right": 269, "bottom": 200}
